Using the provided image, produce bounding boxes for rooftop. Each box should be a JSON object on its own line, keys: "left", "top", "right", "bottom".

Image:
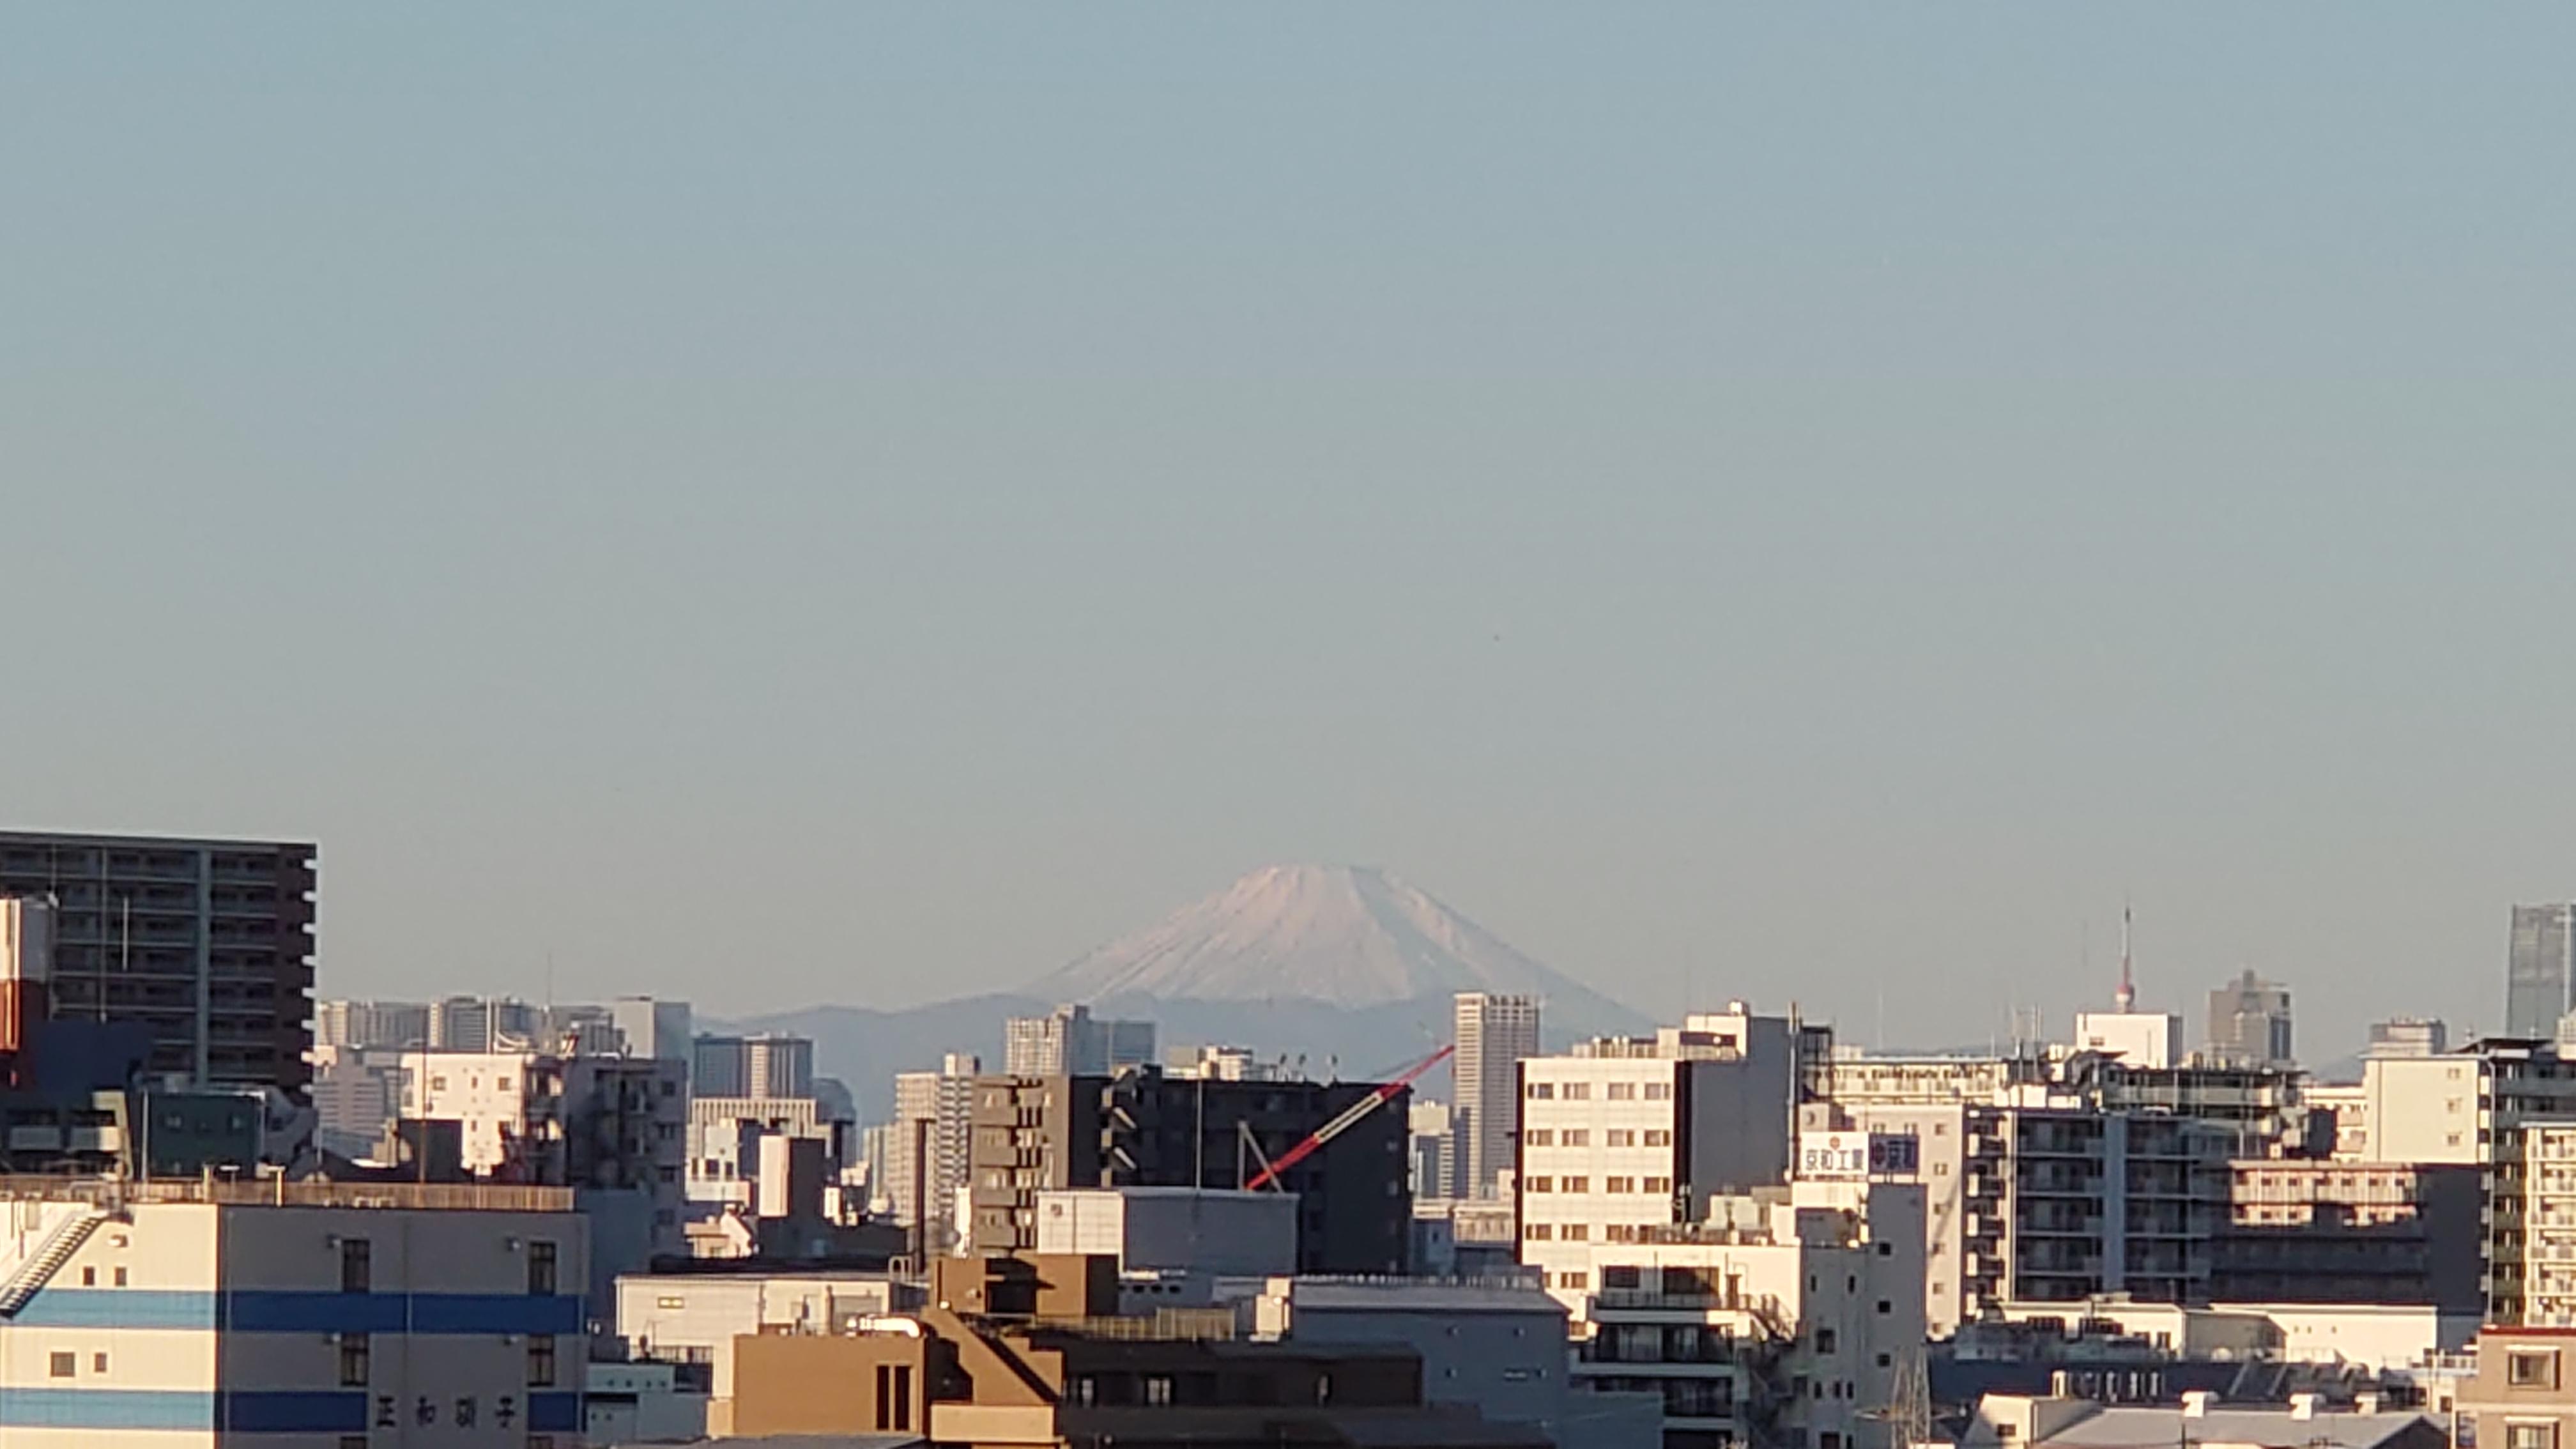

{"left": 2004, "top": 1401, "right": 2434, "bottom": 1449}
{"left": 0, "top": 1176, "right": 574, "bottom": 1213}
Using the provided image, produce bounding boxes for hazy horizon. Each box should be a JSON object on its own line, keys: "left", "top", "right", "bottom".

{"left": 9, "top": 6, "right": 2573, "bottom": 1061}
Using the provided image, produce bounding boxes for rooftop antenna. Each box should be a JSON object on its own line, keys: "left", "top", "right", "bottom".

{"left": 2112, "top": 899, "right": 2136, "bottom": 1014}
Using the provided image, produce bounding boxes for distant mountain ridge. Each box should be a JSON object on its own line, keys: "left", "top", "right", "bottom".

{"left": 723, "top": 864, "right": 1650, "bottom": 1121}
{"left": 1028, "top": 863, "right": 1636, "bottom": 1020}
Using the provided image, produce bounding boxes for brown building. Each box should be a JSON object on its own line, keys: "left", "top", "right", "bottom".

{"left": 2462, "top": 1326, "right": 2576, "bottom": 1449}
{"left": 726, "top": 1254, "right": 1551, "bottom": 1447}
{"left": 2212, "top": 1160, "right": 2484, "bottom": 1312}
{"left": 0, "top": 831, "right": 317, "bottom": 1093}
{"left": 967, "top": 1070, "right": 1411, "bottom": 1276}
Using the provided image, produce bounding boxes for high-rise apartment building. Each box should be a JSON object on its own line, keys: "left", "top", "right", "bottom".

{"left": 885, "top": 1052, "right": 981, "bottom": 1255}
{"left": 1453, "top": 992, "right": 1540, "bottom": 1200}
{"left": 1002, "top": 1003, "right": 1156, "bottom": 1077}
{"left": 2510, "top": 906, "right": 2576, "bottom": 1039}
{"left": 315, "top": 998, "right": 431, "bottom": 1051}
{"left": 2360, "top": 1042, "right": 2576, "bottom": 1322}
{"left": 2205, "top": 969, "right": 2294, "bottom": 1067}
{"left": 0, "top": 830, "right": 317, "bottom": 1093}
{"left": 695, "top": 1032, "right": 815, "bottom": 1098}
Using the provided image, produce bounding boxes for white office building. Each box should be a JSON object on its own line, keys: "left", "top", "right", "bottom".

{"left": 0, "top": 1179, "right": 585, "bottom": 1446}
{"left": 1567, "top": 1181, "right": 1929, "bottom": 1449}
{"left": 1515, "top": 1004, "right": 1816, "bottom": 1294}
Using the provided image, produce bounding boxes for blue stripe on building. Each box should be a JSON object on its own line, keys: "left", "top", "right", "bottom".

{"left": 224, "top": 1291, "right": 410, "bottom": 1333}
{"left": 407, "top": 1292, "right": 583, "bottom": 1335}
{"left": 0, "top": 1390, "right": 372, "bottom": 1432}
{"left": 0, "top": 1387, "right": 218, "bottom": 1429}
{"left": 530, "top": 1391, "right": 582, "bottom": 1432}
{"left": 221, "top": 1390, "right": 369, "bottom": 1433}
{"left": 15, "top": 1288, "right": 581, "bottom": 1336}
{"left": 8, "top": 1289, "right": 217, "bottom": 1329}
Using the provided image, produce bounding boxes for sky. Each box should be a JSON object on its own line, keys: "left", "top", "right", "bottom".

{"left": 5, "top": 6, "right": 2574, "bottom": 1060}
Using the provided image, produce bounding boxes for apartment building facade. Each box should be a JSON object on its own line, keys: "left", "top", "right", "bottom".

{"left": 1568, "top": 1182, "right": 1929, "bottom": 1449}
{"left": 0, "top": 1179, "right": 585, "bottom": 1446}
{"left": 0, "top": 831, "right": 317, "bottom": 1094}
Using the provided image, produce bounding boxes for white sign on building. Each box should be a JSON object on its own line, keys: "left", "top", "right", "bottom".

{"left": 1797, "top": 1130, "right": 1920, "bottom": 1180}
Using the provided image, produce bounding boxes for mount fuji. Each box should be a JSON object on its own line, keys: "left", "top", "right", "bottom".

{"left": 1027, "top": 863, "right": 1638, "bottom": 1024}
{"left": 722, "top": 864, "right": 1650, "bottom": 1120}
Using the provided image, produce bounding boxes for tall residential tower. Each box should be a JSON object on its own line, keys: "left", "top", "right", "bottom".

{"left": 2510, "top": 905, "right": 2576, "bottom": 1039}
{"left": 1453, "top": 992, "right": 1541, "bottom": 1199}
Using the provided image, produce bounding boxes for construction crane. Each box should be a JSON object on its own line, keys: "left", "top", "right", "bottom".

{"left": 1245, "top": 1043, "right": 1453, "bottom": 1192}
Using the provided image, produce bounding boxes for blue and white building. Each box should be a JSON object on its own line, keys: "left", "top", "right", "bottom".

{"left": 0, "top": 1179, "right": 588, "bottom": 1446}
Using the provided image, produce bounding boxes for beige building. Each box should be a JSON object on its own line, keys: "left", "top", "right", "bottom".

{"left": 2364, "top": 1046, "right": 2576, "bottom": 1322}
{"left": 2462, "top": 1326, "right": 2576, "bottom": 1449}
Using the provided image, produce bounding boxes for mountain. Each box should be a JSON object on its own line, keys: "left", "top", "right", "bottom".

{"left": 1027, "top": 863, "right": 1637, "bottom": 1024}
{"left": 721, "top": 864, "right": 1650, "bottom": 1122}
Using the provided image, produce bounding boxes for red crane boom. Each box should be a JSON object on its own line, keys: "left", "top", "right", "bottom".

{"left": 1245, "top": 1043, "right": 1454, "bottom": 1192}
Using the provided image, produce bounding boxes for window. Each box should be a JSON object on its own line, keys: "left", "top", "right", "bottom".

{"left": 1526, "top": 1083, "right": 1554, "bottom": 1100}
{"left": 2511, "top": 1351, "right": 2562, "bottom": 1389}
{"left": 2511, "top": 1428, "right": 2559, "bottom": 1449}
{"left": 1561, "top": 1224, "right": 1590, "bottom": 1241}
{"left": 528, "top": 1241, "right": 558, "bottom": 1296}
{"left": 1644, "top": 1082, "right": 1671, "bottom": 1101}
{"left": 1607, "top": 1082, "right": 1636, "bottom": 1101}
{"left": 1555, "top": 1271, "right": 1589, "bottom": 1290}
{"left": 1876, "top": 1300, "right": 1892, "bottom": 1315}
{"left": 1562, "top": 1083, "right": 1591, "bottom": 1101}
{"left": 1524, "top": 1128, "right": 1554, "bottom": 1147}
{"left": 1144, "top": 1375, "right": 1175, "bottom": 1406}
{"left": 92, "top": 1353, "right": 108, "bottom": 1374}
{"left": 82, "top": 1266, "right": 95, "bottom": 1286}
{"left": 341, "top": 1238, "right": 371, "bottom": 1294}
{"left": 527, "top": 1334, "right": 557, "bottom": 1387}
{"left": 1607, "top": 1129, "right": 1636, "bottom": 1147}
{"left": 657, "top": 1295, "right": 686, "bottom": 1309}
{"left": 1606, "top": 1176, "right": 1635, "bottom": 1193}
{"left": 1562, "top": 1176, "right": 1590, "bottom": 1193}
{"left": 339, "top": 1333, "right": 370, "bottom": 1386}
{"left": 1644, "top": 1130, "right": 1672, "bottom": 1147}
{"left": 1816, "top": 1328, "right": 1838, "bottom": 1354}
{"left": 114, "top": 1267, "right": 126, "bottom": 1287}
{"left": 1526, "top": 1176, "right": 1552, "bottom": 1193}
{"left": 49, "top": 1352, "right": 74, "bottom": 1379}
{"left": 1562, "top": 1130, "right": 1590, "bottom": 1147}
{"left": 1643, "top": 1176, "right": 1671, "bottom": 1193}
{"left": 1524, "top": 1223, "right": 1554, "bottom": 1241}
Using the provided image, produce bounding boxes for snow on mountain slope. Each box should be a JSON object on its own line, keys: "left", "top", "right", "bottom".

{"left": 1025, "top": 864, "right": 1639, "bottom": 1022}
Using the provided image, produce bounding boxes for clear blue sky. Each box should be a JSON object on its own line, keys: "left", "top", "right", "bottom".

{"left": 6, "top": 6, "right": 2572, "bottom": 1057}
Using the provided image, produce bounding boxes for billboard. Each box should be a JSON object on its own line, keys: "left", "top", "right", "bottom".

{"left": 1797, "top": 1130, "right": 1920, "bottom": 1180}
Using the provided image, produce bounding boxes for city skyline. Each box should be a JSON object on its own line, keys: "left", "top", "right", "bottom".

{"left": 11, "top": 6, "right": 2576, "bottom": 1065}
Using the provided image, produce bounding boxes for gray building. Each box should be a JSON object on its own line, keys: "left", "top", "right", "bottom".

{"left": 2510, "top": 905, "right": 2576, "bottom": 1039}
{"left": 1453, "top": 991, "right": 1540, "bottom": 1200}
{"left": 1002, "top": 1002, "right": 1156, "bottom": 1077}
{"left": 2369, "top": 1016, "right": 2450, "bottom": 1058}
{"left": 2204, "top": 969, "right": 2294, "bottom": 1068}
{"left": 966, "top": 1067, "right": 1413, "bottom": 1276}
{"left": 0, "top": 830, "right": 317, "bottom": 1093}
{"left": 694, "top": 1032, "right": 815, "bottom": 1098}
